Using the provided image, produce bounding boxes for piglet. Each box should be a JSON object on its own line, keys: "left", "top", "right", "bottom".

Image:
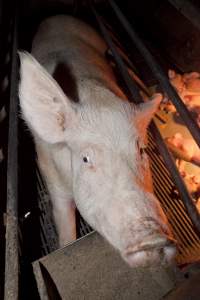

{"left": 167, "top": 70, "right": 200, "bottom": 124}
{"left": 19, "top": 15, "right": 176, "bottom": 267}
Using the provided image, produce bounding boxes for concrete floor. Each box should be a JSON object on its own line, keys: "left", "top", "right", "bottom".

{"left": 164, "top": 271, "right": 200, "bottom": 300}
{"left": 33, "top": 232, "right": 180, "bottom": 300}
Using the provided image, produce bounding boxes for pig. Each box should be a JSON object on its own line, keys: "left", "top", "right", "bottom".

{"left": 18, "top": 15, "right": 176, "bottom": 267}
{"left": 166, "top": 133, "right": 200, "bottom": 164}
{"left": 165, "top": 70, "right": 200, "bottom": 126}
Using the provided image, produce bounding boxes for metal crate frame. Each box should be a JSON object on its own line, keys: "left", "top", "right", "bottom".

{"left": 3, "top": 0, "right": 200, "bottom": 299}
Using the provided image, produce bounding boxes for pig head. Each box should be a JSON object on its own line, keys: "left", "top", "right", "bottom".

{"left": 19, "top": 15, "right": 176, "bottom": 267}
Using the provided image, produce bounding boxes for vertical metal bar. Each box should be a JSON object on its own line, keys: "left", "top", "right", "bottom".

{"left": 108, "top": 0, "right": 200, "bottom": 149}
{"left": 0, "top": 0, "right": 2, "bottom": 31}
{"left": 91, "top": 5, "right": 200, "bottom": 235}
{"left": 0, "top": 0, "right": 3, "bottom": 75}
{"left": 4, "top": 2, "right": 19, "bottom": 299}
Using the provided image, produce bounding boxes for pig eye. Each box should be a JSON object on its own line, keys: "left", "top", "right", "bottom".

{"left": 139, "top": 147, "right": 145, "bottom": 156}
{"left": 136, "top": 140, "right": 146, "bottom": 157}
{"left": 83, "top": 155, "right": 90, "bottom": 163}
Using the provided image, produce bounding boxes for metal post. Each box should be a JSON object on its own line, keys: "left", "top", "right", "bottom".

{"left": 4, "top": 2, "right": 19, "bottom": 299}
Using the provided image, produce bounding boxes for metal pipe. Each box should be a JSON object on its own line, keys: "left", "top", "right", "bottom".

{"left": 91, "top": 5, "right": 200, "bottom": 235}
{"left": 4, "top": 2, "right": 19, "bottom": 299}
{"left": 106, "top": 48, "right": 151, "bottom": 97}
{"left": 108, "top": 0, "right": 200, "bottom": 150}
{"left": 92, "top": 8, "right": 141, "bottom": 104}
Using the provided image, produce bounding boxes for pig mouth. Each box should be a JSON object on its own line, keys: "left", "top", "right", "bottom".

{"left": 122, "top": 235, "right": 176, "bottom": 268}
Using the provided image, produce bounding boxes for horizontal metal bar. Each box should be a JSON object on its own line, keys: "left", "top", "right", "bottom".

{"left": 108, "top": 0, "right": 200, "bottom": 150}
{"left": 91, "top": 4, "right": 200, "bottom": 235}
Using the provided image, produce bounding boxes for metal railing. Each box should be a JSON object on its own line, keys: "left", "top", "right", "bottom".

{"left": 91, "top": 0, "right": 200, "bottom": 235}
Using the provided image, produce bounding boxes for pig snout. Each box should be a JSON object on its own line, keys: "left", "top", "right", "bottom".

{"left": 122, "top": 219, "right": 176, "bottom": 267}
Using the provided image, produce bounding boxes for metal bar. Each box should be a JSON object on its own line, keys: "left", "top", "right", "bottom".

{"left": 108, "top": 0, "right": 200, "bottom": 149}
{"left": 168, "top": 0, "right": 200, "bottom": 32}
{"left": 106, "top": 48, "right": 166, "bottom": 124}
{"left": 92, "top": 8, "right": 141, "bottom": 105}
{"left": 4, "top": 2, "right": 19, "bottom": 299}
{"left": 149, "top": 122, "right": 200, "bottom": 235}
{"left": 106, "top": 48, "right": 151, "bottom": 97}
{"left": 91, "top": 5, "right": 200, "bottom": 235}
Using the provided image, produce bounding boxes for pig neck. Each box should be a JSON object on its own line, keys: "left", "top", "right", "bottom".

{"left": 75, "top": 77, "right": 125, "bottom": 108}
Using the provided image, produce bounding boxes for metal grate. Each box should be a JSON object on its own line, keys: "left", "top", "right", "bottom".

{"left": 147, "top": 132, "right": 200, "bottom": 264}
{"left": 36, "top": 166, "right": 93, "bottom": 255}
{"left": 36, "top": 168, "right": 59, "bottom": 255}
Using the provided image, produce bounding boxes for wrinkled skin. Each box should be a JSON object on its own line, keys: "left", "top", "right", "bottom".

{"left": 19, "top": 15, "right": 176, "bottom": 267}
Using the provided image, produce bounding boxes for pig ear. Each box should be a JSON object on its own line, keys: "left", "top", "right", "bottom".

{"left": 19, "top": 51, "right": 77, "bottom": 144}
{"left": 134, "top": 93, "right": 162, "bottom": 133}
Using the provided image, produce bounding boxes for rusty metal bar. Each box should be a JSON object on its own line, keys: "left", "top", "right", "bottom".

{"left": 4, "top": 3, "right": 19, "bottom": 299}
{"left": 91, "top": 5, "right": 200, "bottom": 235}
{"left": 108, "top": 0, "right": 200, "bottom": 150}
